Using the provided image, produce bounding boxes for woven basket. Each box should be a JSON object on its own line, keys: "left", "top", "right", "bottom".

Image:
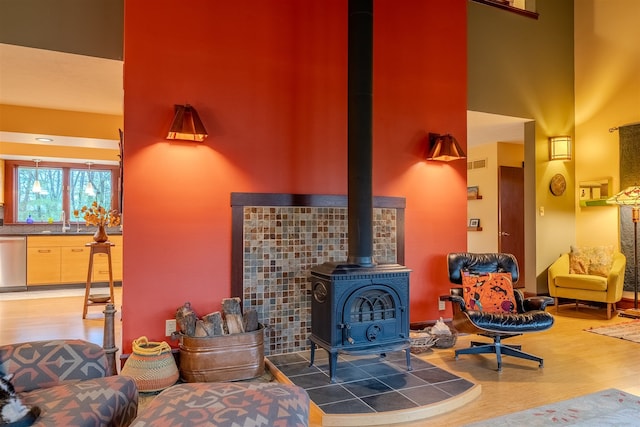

{"left": 431, "top": 331, "right": 458, "bottom": 349}
{"left": 121, "top": 336, "right": 179, "bottom": 392}
{"left": 409, "top": 330, "right": 437, "bottom": 354}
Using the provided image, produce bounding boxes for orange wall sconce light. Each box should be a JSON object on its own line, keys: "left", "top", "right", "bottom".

{"left": 426, "top": 133, "right": 466, "bottom": 161}
{"left": 166, "top": 104, "right": 208, "bottom": 142}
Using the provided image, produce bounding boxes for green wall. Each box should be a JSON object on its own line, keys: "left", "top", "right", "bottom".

{"left": 468, "top": 0, "right": 575, "bottom": 293}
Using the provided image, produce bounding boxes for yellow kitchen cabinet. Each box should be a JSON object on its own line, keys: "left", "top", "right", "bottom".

{"left": 27, "top": 246, "right": 61, "bottom": 285}
{"left": 61, "top": 246, "right": 91, "bottom": 283}
{"left": 27, "top": 235, "right": 123, "bottom": 285}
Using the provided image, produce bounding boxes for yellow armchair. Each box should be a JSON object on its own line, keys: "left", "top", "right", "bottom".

{"left": 548, "top": 252, "right": 626, "bottom": 319}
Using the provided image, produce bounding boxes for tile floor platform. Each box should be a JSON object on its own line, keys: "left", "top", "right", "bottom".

{"left": 266, "top": 349, "right": 480, "bottom": 426}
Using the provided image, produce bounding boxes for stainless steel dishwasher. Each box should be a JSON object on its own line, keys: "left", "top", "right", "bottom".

{"left": 0, "top": 236, "right": 27, "bottom": 292}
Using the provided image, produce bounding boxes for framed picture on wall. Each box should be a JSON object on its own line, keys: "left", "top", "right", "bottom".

{"left": 469, "top": 218, "right": 480, "bottom": 228}
{"left": 467, "top": 186, "right": 479, "bottom": 200}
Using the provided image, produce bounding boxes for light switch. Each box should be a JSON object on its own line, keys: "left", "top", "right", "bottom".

{"left": 539, "top": 206, "right": 545, "bottom": 216}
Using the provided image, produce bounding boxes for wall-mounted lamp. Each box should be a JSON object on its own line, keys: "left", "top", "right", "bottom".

{"left": 549, "top": 136, "right": 572, "bottom": 161}
{"left": 32, "top": 159, "right": 42, "bottom": 193}
{"left": 85, "top": 162, "right": 96, "bottom": 197}
{"left": 426, "top": 133, "right": 466, "bottom": 161}
{"left": 166, "top": 104, "right": 208, "bottom": 142}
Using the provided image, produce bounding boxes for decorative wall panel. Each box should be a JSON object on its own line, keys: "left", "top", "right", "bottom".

{"left": 231, "top": 193, "right": 405, "bottom": 355}
{"left": 619, "top": 123, "right": 640, "bottom": 291}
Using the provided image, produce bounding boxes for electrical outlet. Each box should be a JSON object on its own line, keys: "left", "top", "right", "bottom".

{"left": 165, "top": 319, "right": 177, "bottom": 336}
{"left": 438, "top": 300, "right": 446, "bottom": 311}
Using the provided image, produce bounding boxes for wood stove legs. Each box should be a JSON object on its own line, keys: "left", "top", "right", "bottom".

{"left": 309, "top": 339, "right": 413, "bottom": 383}
{"left": 308, "top": 340, "right": 339, "bottom": 383}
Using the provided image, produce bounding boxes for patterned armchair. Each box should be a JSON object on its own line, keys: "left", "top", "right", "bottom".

{"left": 0, "top": 339, "right": 138, "bottom": 426}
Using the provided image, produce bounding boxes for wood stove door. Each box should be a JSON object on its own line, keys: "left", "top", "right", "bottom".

{"left": 341, "top": 285, "right": 404, "bottom": 347}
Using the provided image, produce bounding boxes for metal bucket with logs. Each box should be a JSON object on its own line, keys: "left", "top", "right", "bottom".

{"left": 174, "top": 298, "right": 265, "bottom": 382}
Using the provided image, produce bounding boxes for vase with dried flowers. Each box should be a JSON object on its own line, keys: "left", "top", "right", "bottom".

{"left": 80, "top": 202, "right": 121, "bottom": 243}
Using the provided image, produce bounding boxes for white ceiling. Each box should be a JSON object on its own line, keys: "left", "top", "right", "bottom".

{"left": 467, "top": 110, "right": 529, "bottom": 147}
{"left": 0, "top": 43, "right": 123, "bottom": 163}
{"left": 0, "top": 43, "right": 123, "bottom": 115}
{"left": 0, "top": 43, "right": 527, "bottom": 155}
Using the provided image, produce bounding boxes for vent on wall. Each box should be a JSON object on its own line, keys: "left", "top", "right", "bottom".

{"left": 467, "top": 158, "right": 488, "bottom": 170}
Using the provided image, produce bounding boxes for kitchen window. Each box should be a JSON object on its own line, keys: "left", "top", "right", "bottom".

{"left": 3, "top": 160, "right": 120, "bottom": 224}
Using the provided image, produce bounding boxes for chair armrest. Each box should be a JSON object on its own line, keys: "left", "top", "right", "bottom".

{"left": 606, "top": 252, "right": 626, "bottom": 302}
{"left": 523, "top": 296, "right": 555, "bottom": 311}
{"left": 447, "top": 292, "right": 467, "bottom": 312}
{"left": 0, "top": 339, "right": 109, "bottom": 393}
{"left": 547, "top": 254, "right": 569, "bottom": 296}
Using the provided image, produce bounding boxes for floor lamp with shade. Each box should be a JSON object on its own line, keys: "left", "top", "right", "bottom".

{"left": 607, "top": 185, "right": 640, "bottom": 318}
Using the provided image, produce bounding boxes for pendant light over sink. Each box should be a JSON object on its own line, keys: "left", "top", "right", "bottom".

{"left": 32, "top": 159, "right": 42, "bottom": 193}
{"left": 85, "top": 162, "right": 96, "bottom": 197}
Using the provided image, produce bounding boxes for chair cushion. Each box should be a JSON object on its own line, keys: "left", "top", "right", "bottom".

{"left": 20, "top": 376, "right": 138, "bottom": 427}
{"left": 569, "top": 245, "right": 613, "bottom": 277}
{"left": 461, "top": 272, "right": 517, "bottom": 314}
{"left": 554, "top": 274, "right": 608, "bottom": 291}
{"left": 467, "top": 310, "right": 554, "bottom": 333}
{"left": 0, "top": 340, "right": 109, "bottom": 393}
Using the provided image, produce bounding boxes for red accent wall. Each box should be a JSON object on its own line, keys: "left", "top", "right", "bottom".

{"left": 122, "top": 0, "right": 467, "bottom": 353}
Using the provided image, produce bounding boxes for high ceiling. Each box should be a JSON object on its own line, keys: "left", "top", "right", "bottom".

{"left": 0, "top": 0, "right": 526, "bottom": 155}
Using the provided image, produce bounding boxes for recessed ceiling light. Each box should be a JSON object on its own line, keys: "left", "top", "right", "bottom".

{"left": 36, "top": 137, "right": 53, "bottom": 142}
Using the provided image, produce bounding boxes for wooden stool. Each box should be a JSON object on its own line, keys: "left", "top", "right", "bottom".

{"left": 83, "top": 242, "right": 115, "bottom": 319}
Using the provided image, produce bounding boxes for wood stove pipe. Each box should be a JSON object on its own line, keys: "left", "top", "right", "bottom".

{"left": 347, "top": 0, "right": 375, "bottom": 267}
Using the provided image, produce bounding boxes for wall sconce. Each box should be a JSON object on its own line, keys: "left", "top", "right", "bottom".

{"left": 166, "top": 104, "right": 208, "bottom": 142}
{"left": 32, "top": 159, "right": 42, "bottom": 193}
{"left": 549, "top": 136, "right": 571, "bottom": 161}
{"left": 426, "top": 133, "right": 466, "bottom": 161}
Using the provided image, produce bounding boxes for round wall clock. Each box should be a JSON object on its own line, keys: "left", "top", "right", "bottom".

{"left": 550, "top": 173, "right": 567, "bottom": 196}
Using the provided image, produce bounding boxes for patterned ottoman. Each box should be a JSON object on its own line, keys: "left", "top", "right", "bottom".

{"left": 132, "top": 382, "right": 309, "bottom": 427}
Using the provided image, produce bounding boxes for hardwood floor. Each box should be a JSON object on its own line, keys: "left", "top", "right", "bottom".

{"left": 1, "top": 290, "right": 638, "bottom": 426}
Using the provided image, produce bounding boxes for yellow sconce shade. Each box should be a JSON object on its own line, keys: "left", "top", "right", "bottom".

{"left": 549, "top": 136, "right": 571, "bottom": 161}
{"left": 166, "top": 104, "right": 208, "bottom": 142}
{"left": 426, "top": 133, "right": 466, "bottom": 161}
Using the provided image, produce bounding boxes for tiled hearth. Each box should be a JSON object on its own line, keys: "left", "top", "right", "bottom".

{"left": 231, "top": 193, "right": 405, "bottom": 356}
{"left": 266, "top": 350, "right": 479, "bottom": 425}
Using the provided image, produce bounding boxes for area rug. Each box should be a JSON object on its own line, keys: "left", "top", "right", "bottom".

{"left": 465, "top": 389, "right": 640, "bottom": 426}
{"left": 585, "top": 320, "right": 640, "bottom": 344}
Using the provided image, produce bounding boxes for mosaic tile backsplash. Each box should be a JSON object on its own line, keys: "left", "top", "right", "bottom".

{"left": 242, "top": 206, "right": 398, "bottom": 356}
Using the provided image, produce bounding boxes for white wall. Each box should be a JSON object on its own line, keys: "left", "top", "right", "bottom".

{"left": 468, "top": 142, "right": 524, "bottom": 253}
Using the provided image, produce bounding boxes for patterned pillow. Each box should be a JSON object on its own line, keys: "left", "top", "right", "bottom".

{"left": 569, "top": 245, "right": 613, "bottom": 277}
{"left": 461, "top": 272, "right": 517, "bottom": 314}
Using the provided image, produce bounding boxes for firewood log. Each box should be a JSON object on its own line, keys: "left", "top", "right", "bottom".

{"left": 194, "top": 319, "right": 209, "bottom": 337}
{"left": 176, "top": 302, "right": 198, "bottom": 336}
{"left": 222, "top": 297, "right": 244, "bottom": 334}
{"left": 201, "top": 312, "right": 224, "bottom": 336}
{"left": 243, "top": 309, "right": 259, "bottom": 332}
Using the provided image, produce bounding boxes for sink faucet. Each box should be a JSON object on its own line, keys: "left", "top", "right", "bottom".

{"left": 61, "top": 211, "right": 70, "bottom": 232}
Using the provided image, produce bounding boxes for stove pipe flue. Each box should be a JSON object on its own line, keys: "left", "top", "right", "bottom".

{"left": 347, "top": 0, "right": 374, "bottom": 267}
